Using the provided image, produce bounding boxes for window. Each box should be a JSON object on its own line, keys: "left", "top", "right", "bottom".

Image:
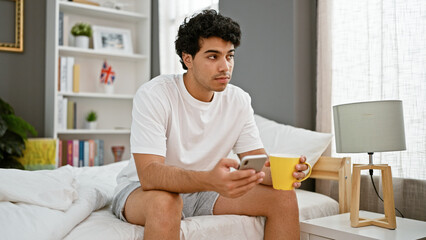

{"left": 158, "top": 0, "right": 219, "bottom": 74}
{"left": 317, "top": 0, "right": 426, "bottom": 179}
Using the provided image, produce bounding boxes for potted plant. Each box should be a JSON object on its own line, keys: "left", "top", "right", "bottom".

{"left": 71, "top": 22, "right": 92, "bottom": 49}
{"left": 0, "top": 98, "right": 37, "bottom": 169}
{"left": 85, "top": 110, "right": 98, "bottom": 130}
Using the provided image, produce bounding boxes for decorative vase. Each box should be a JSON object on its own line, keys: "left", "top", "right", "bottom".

{"left": 85, "top": 121, "right": 97, "bottom": 130}
{"left": 112, "top": 146, "right": 125, "bottom": 162}
{"left": 74, "top": 36, "right": 89, "bottom": 49}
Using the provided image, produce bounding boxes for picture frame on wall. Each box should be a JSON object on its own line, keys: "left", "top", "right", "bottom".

{"left": 92, "top": 25, "right": 133, "bottom": 54}
{"left": 0, "top": 0, "right": 24, "bottom": 52}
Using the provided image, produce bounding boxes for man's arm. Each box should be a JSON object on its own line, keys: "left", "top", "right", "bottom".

{"left": 238, "top": 149, "right": 308, "bottom": 188}
{"left": 134, "top": 153, "right": 264, "bottom": 198}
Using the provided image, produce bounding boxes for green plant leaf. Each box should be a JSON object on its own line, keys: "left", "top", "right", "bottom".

{"left": 3, "top": 115, "right": 37, "bottom": 139}
{"left": 0, "top": 98, "right": 14, "bottom": 115}
{"left": 71, "top": 22, "right": 92, "bottom": 37}
{"left": 0, "top": 131, "right": 26, "bottom": 159}
{"left": 0, "top": 98, "right": 38, "bottom": 169}
{"left": 86, "top": 111, "right": 97, "bottom": 122}
{"left": 0, "top": 116, "right": 7, "bottom": 137}
{"left": 0, "top": 157, "right": 24, "bottom": 169}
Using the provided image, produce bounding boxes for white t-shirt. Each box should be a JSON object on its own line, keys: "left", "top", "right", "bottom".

{"left": 115, "top": 74, "right": 263, "bottom": 194}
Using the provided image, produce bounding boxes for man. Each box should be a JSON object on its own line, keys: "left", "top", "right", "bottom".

{"left": 112, "top": 10, "right": 308, "bottom": 240}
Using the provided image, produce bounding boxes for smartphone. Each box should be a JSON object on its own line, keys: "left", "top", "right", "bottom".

{"left": 238, "top": 154, "right": 268, "bottom": 172}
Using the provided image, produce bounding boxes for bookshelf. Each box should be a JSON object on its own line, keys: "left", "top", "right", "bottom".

{"left": 45, "top": 0, "right": 151, "bottom": 165}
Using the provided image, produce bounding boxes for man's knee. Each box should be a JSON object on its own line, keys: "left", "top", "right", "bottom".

{"left": 268, "top": 189, "right": 299, "bottom": 215}
{"left": 145, "top": 191, "right": 183, "bottom": 221}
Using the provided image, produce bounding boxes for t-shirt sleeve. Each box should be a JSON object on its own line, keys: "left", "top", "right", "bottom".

{"left": 130, "top": 86, "right": 168, "bottom": 157}
{"left": 232, "top": 94, "right": 264, "bottom": 154}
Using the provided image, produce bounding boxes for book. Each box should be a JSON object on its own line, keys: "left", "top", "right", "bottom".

{"left": 79, "top": 140, "right": 85, "bottom": 167}
{"left": 84, "top": 140, "right": 89, "bottom": 167}
{"left": 62, "top": 97, "right": 68, "bottom": 130}
{"left": 61, "top": 139, "right": 68, "bottom": 166}
{"left": 67, "top": 100, "right": 74, "bottom": 129}
{"left": 67, "top": 140, "right": 73, "bottom": 166}
{"left": 73, "top": 101, "right": 77, "bottom": 129}
{"left": 73, "top": 139, "right": 79, "bottom": 167}
{"left": 60, "top": 56, "right": 67, "bottom": 92}
{"left": 16, "top": 138, "right": 57, "bottom": 170}
{"left": 57, "top": 139, "right": 62, "bottom": 168}
{"left": 98, "top": 139, "right": 104, "bottom": 166}
{"left": 66, "top": 57, "right": 75, "bottom": 93}
{"left": 73, "top": 64, "right": 80, "bottom": 93}
{"left": 57, "top": 96, "right": 64, "bottom": 130}
{"left": 94, "top": 139, "right": 104, "bottom": 166}
{"left": 59, "top": 11, "right": 64, "bottom": 46}
{"left": 94, "top": 139, "right": 100, "bottom": 166}
{"left": 88, "top": 139, "right": 95, "bottom": 166}
{"left": 71, "top": 0, "right": 100, "bottom": 6}
{"left": 63, "top": 13, "right": 70, "bottom": 46}
{"left": 58, "top": 57, "right": 61, "bottom": 91}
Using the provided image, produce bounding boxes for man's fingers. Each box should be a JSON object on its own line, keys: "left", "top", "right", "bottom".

{"left": 229, "top": 180, "right": 259, "bottom": 198}
{"left": 229, "top": 168, "right": 256, "bottom": 180}
{"left": 293, "top": 171, "right": 306, "bottom": 179}
{"left": 219, "top": 158, "right": 240, "bottom": 169}
{"left": 295, "top": 163, "right": 308, "bottom": 171}
{"left": 233, "top": 172, "right": 264, "bottom": 188}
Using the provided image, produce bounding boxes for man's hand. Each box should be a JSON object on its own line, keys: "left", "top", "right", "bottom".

{"left": 263, "top": 155, "right": 308, "bottom": 188}
{"left": 207, "top": 158, "right": 265, "bottom": 198}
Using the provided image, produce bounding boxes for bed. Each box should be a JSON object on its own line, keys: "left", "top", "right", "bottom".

{"left": 0, "top": 115, "right": 351, "bottom": 240}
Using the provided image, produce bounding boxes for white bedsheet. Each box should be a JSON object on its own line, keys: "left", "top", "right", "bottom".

{"left": 0, "top": 161, "right": 338, "bottom": 240}
{"left": 0, "top": 161, "right": 126, "bottom": 240}
{"left": 64, "top": 161, "right": 339, "bottom": 240}
{"left": 65, "top": 189, "right": 338, "bottom": 240}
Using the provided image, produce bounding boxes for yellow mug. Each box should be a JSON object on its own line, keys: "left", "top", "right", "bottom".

{"left": 269, "top": 154, "right": 312, "bottom": 190}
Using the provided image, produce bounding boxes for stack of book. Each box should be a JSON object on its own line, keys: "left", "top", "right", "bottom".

{"left": 58, "top": 56, "right": 80, "bottom": 93}
{"left": 58, "top": 139, "right": 104, "bottom": 167}
{"left": 57, "top": 96, "right": 77, "bottom": 130}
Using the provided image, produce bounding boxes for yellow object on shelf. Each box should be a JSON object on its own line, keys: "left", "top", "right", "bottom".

{"left": 17, "top": 138, "right": 58, "bottom": 170}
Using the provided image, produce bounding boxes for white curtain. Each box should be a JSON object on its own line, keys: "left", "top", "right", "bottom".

{"left": 317, "top": 0, "right": 426, "bottom": 180}
{"left": 158, "top": 0, "right": 219, "bottom": 75}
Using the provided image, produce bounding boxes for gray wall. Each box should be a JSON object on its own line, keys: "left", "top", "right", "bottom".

{"left": 219, "top": 0, "right": 317, "bottom": 129}
{"left": 0, "top": 1, "right": 47, "bottom": 137}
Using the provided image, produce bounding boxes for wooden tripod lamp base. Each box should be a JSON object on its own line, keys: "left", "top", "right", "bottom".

{"left": 350, "top": 164, "right": 396, "bottom": 229}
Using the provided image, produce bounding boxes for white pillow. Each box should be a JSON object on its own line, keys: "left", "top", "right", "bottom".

{"left": 254, "top": 114, "right": 333, "bottom": 167}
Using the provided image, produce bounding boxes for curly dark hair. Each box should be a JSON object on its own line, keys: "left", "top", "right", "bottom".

{"left": 175, "top": 9, "right": 241, "bottom": 70}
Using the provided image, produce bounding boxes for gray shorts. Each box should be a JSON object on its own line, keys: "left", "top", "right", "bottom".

{"left": 111, "top": 181, "right": 220, "bottom": 222}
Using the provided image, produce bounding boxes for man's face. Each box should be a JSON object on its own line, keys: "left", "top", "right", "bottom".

{"left": 183, "top": 37, "right": 235, "bottom": 99}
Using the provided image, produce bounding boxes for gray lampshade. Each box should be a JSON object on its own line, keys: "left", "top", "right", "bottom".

{"left": 333, "top": 100, "right": 406, "bottom": 153}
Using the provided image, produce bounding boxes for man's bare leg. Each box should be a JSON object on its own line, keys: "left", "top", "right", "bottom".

{"left": 213, "top": 184, "right": 300, "bottom": 240}
{"left": 124, "top": 188, "right": 183, "bottom": 240}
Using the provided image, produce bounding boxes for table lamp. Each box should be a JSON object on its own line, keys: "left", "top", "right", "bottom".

{"left": 333, "top": 100, "right": 406, "bottom": 229}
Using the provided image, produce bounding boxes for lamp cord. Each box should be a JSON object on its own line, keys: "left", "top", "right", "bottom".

{"left": 369, "top": 169, "right": 404, "bottom": 218}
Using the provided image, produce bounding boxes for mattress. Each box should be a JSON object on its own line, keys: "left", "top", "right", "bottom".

{"left": 65, "top": 185, "right": 338, "bottom": 240}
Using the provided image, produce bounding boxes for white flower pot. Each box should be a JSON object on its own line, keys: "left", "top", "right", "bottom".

{"left": 85, "top": 121, "right": 97, "bottom": 130}
{"left": 74, "top": 36, "right": 89, "bottom": 49}
{"left": 104, "top": 84, "right": 114, "bottom": 94}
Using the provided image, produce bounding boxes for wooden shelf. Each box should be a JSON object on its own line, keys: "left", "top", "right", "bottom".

{"left": 59, "top": 1, "right": 147, "bottom": 22}
{"left": 57, "top": 129, "right": 131, "bottom": 134}
{"left": 59, "top": 92, "right": 134, "bottom": 100}
{"left": 59, "top": 46, "right": 147, "bottom": 61}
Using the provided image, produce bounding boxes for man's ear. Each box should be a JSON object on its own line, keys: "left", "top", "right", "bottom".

{"left": 182, "top": 52, "right": 193, "bottom": 69}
